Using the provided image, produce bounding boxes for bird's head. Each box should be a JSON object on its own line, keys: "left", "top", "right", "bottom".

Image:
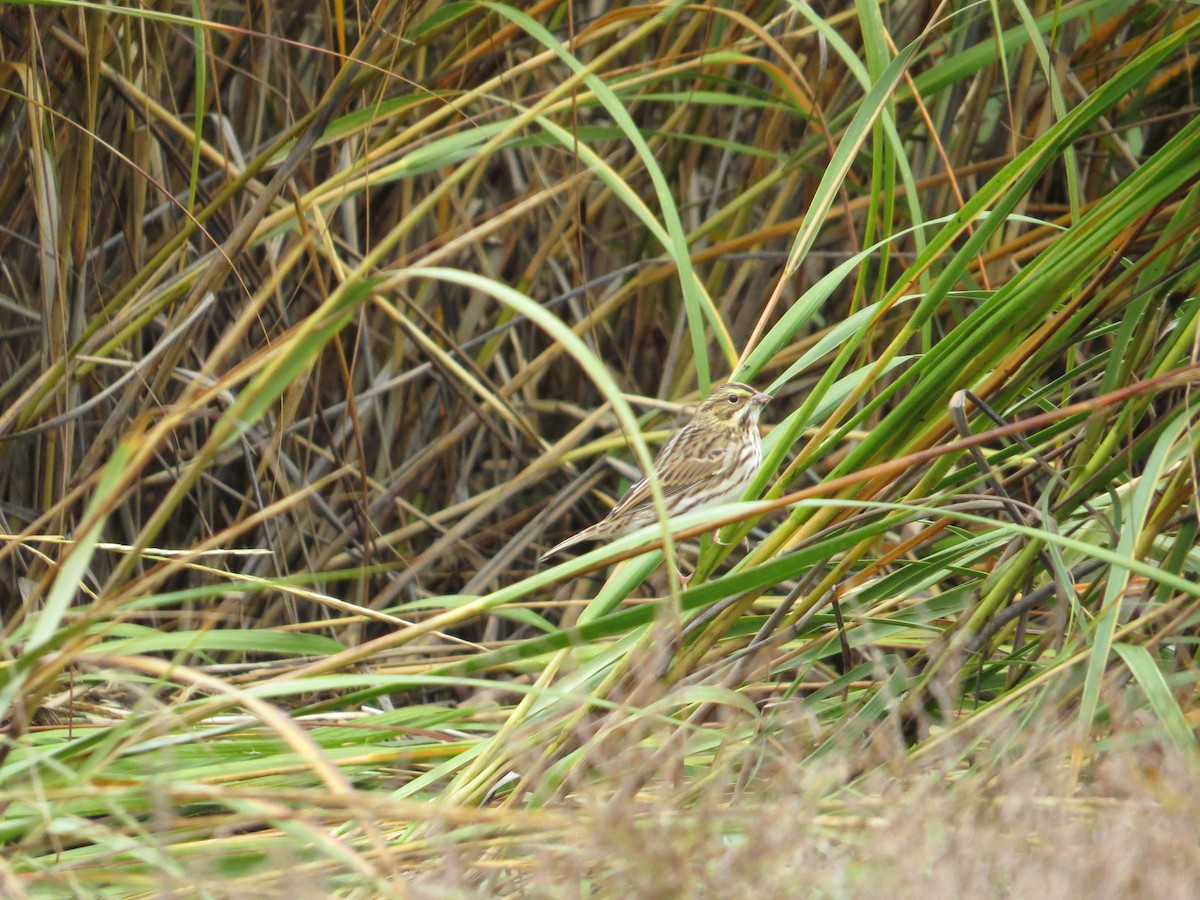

{"left": 694, "top": 382, "right": 771, "bottom": 430}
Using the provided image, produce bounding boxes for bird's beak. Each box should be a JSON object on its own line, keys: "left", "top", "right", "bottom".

{"left": 751, "top": 391, "right": 771, "bottom": 405}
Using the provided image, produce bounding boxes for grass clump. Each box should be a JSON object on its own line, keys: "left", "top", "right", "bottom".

{"left": 0, "top": 2, "right": 1198, "bottom": 895}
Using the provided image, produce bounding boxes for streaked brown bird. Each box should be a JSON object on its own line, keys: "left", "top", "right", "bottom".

{"left": 541, "top": 382, "right": 771, "bottom": 560}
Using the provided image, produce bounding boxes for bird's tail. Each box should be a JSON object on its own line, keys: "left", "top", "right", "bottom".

{"left": 539, "top": 526, "right": 598, "bottom": 561}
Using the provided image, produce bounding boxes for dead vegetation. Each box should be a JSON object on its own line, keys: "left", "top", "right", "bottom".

{"left": 0, "top": 1, "right": 1198, "bottom": 895}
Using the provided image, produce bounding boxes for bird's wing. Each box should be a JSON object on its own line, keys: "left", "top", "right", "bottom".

{"left": 603, "top": 434, "right": 727, "bottom": 522}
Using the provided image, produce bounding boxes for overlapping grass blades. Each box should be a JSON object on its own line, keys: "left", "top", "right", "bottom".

{"left": 0, "top": 1, "right": 1197, "bottom": 892}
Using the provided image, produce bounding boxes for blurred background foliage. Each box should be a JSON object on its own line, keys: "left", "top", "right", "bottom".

{"left": 0, "top": 0, "right": 1198, "bottom": 893}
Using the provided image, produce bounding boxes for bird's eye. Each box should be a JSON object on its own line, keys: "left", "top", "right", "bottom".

{"left": 727, "top": 395, "right": 739, "bottom": 404}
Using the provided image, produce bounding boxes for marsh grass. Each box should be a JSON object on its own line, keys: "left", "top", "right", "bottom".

{"left": 0, "top": 1, "right": 1198, "bottom": 895}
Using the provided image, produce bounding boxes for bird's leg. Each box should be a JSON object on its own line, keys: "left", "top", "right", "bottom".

{"left": 712, "top": 529, "right": 750, "bottom": 550}
{"left": 712, "top": 526, "right": 738, "bottom": 547}
{"left": 667, "top": 554, "right": 695, "bottom": 589}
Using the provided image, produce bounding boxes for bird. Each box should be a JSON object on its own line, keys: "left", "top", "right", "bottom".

{"left": 541, "top": 382, "right": 771, "bottom": 560}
